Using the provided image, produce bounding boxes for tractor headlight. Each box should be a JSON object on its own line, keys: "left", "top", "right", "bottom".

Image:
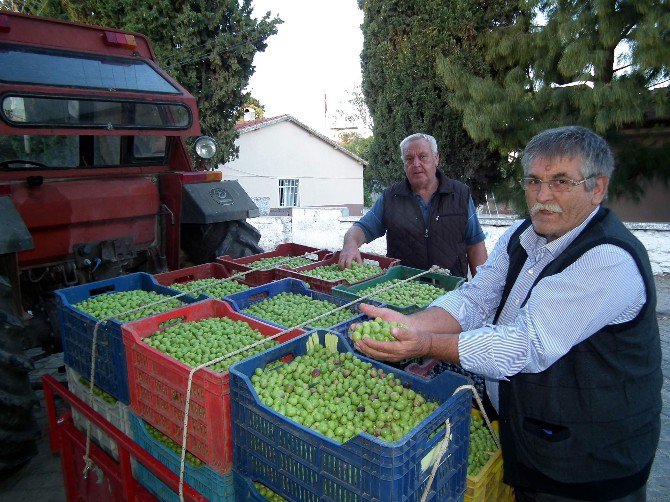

{"left": 194, "top": 136, "right": 217, "bottom": 159}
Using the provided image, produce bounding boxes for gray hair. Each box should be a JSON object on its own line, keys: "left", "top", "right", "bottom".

{"left": 521, "top": 126, "right": 614, "bottom": 191}
{"left": 399, "top": 133, "right": 438, "bottom": 159}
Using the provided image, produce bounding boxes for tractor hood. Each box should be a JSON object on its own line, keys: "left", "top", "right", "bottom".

{"left": 11, "top": 177, "right": 159, "bottom": 267}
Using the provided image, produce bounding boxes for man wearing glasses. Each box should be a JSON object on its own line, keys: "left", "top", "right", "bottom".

{"left": 338, "top": 133, "right": 488, "bottom": 278}
{"left": 355, "top": 126, "right": 662, "bottom": 501}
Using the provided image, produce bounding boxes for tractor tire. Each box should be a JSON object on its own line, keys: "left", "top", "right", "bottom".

{"left": 0, "top": 273, "right": 40, "bottom": 479}
{"left": 0, "top": 323, "right": 40, "bottom": 479}
{"left": 181, "top": 220, "right": 263, "bottom": 264}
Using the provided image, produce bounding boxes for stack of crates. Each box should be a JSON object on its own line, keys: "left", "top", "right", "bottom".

{"left": 65, "top": 367, "right": 131, "bottom": 462}
{"left": 53, "top": 245, "right": 511, "bottom": 501}
{"left": 465, "top": 411, "right": 514, "bottom": 502}
{"left": 230, "top": 330, "right": 472, "bottom": 501}
{"left": 121, "top": 298, "right": 307, "bottom": 499}
{"left": 55, "top": 271, "right": 202, "bottom": 497}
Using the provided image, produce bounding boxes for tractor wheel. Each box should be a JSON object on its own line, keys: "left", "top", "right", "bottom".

{"left": 0, "top": 275, "right": 40, "bottom": 479}
{"left": 181, "top": 220, "right": 263, "bottom": 264}
{"left": 0, "top": 323, "right": 40, "bottom": 478}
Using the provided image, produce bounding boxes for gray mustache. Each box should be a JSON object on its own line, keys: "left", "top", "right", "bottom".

{"left": 530, "top": 203, "right": 563, "bottom": 215}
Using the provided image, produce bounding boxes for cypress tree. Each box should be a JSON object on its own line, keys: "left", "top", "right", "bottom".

{"left": 358, "top": 0, "right": 519, "bottom": 202}
{"left": 438, "top": 0, "right": 670, "bottom": 203}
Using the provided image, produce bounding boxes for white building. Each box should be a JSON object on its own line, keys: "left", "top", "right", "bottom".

{"left": 219, "top": 115, "right": 366, "bottom": 215}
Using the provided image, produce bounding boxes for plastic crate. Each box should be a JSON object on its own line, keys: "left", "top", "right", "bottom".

{"left": 56, "top": 412, "right": 155, "bottom": 502}
{"left": 66, "top": 367, "right": 131, "bottom": 462}
{"left": 130, "top": 413, "right": 235, "bottom": 502}
{"left": 154, "top": 262, "right": 253, "bottom": 300}
{"left": 217, "top": 243, "right": 333, "bottom": 286}
{"left": 432, "top": 363, "right": 486, "bottom": 401}
{"left": 276, "top": 251, "right": 400, "bottom": 294}
{"left": 225, "top": 278, "right": 383, "bottom": 335}
{"left": 55, "top": 272, "right": 196, "bottom": 404}
{"left": 230, "top": 330, "right": 471, "bottom": 502}
{"left": 465, "top": 414, "right": 513, "bottom": 502}
{"left": 403, "top": 359, "right": 441, "bottom": 379}
{"left": 465, "top": 449, "right": 513, "bottom": 502}
{"left": 332, "top": 265, "right": 465, "bottom": 314}
{"left": 122, "top": 299, "right": 307, "bottom": 474}
{"left": 234, "top": 470, "right": 288, "bottom": 501}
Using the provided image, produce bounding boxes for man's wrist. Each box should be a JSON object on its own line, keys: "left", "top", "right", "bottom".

{"left": 422, "top": 332, "right": 434, "bottom": 358}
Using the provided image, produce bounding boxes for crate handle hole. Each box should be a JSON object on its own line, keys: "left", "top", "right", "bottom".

{"left": 159, "top": 316, "right": 186, "bottom": 329}
{"left": 89, "top": 285, "right": 116, "bottom": 296}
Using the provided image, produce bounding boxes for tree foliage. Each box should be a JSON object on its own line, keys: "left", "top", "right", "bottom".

{"left": 17, "top": 0, "right": 280, "bottom": 164}
{"left": 438, "top": 0, "right": 670, "bottom": 204}
{"left": 335, "top": 86, "right": 374, "bottom": 134}
{"left": 358, "top": 0, "right": 520, "bottom": 203}
{"left": 238, "top": 96, "right": 266, "bottom": 123}
{"left": 339, "top": 133, "right": 373, "bottom": 162}
{"left": 338, "top": 132, "right": 375, "bottom": 206}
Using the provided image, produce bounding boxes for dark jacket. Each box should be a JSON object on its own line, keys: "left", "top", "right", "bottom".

{"left": 495, "top": 208, "right": 662, "bottom": 500}
{"left": 382, "top": 170, "right": 470, "bottom": 276}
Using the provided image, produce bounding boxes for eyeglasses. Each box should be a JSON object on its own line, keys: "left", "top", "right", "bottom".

{"left": 519, "top": 175, "right": 595, "bottom": 193}
{"left": 403, "top": 153, "right": 431, "bottom": 165}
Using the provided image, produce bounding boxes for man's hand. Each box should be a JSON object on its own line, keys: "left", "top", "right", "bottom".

{"left": 353, "top": 303, "right": 431, "bottom": 362}
{"left": 338, "top": 242, "right": 363, "bottom": 268}
{"left": 339, "top": 226, "right": 367, "bottom": 268}
{"left": 355, "top": 321, "right": 432, "bottom": 362}
{"left": 358, "top": 303, "right": 407, "bottom": 324}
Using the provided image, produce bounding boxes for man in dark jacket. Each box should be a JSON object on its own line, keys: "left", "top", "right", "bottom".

{"left": 338, "top": 133, "right": 488, "bottom": 277}
{"left": 355, "top": 126, "right": 662, "bottom": 501}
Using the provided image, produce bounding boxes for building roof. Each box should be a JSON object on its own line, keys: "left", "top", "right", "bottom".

{"left": 235, "top": 114, "right": 367, "bottom": 166}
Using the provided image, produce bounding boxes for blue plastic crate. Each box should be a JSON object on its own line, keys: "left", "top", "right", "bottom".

{"left": 129, "top": 413, "right": 235, "bottom": 502}
{"left": 234, "top": 470, "right": 286, "bottom": 501}
{"left": 55, "top": 272, "right": 197, "bottom": 404}
{"left": 230, "top": 330, "right": 471, "bottom": 502}
{"left": 225, "top": 278, "right": 383, "bottom": 335}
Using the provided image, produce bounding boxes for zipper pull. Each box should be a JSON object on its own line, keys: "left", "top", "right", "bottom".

{"left": 436, "top": 215, "right": 440, "bottom": 221}
{"left": 425, "top": 228, "right": 429, "bottom": 239}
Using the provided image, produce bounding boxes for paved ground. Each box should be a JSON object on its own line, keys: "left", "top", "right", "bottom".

{"left": 1, "top": 275, "right": 669, "bottom": 501}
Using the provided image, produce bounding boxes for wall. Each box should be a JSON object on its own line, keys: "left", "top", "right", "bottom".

{"left": 604, "top": 177, "right": 670, "bottom": 223}
{"left": 219, "top": 120, "right": 364, "bottom": 209}
{"left": 248, "top": 208, "right": 670, "bottom": 275}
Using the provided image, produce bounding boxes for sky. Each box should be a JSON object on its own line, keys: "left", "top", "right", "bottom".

{"left": 246, "top": 0, "right": 366, "bottom": 138}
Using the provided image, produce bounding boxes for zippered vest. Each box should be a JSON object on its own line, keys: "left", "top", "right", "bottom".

{"left": 495, "top": 208, "right": 662, "bottom": 494}
{"left": 382, "top": 171, "right": 469, "bottom": 276}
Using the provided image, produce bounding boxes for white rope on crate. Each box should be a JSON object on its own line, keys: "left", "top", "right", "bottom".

{"left": 419, "top": 384, "right": 500, "bottom": 502}
{"left": 80, "top": 250, "right": 328, "bottom": 479}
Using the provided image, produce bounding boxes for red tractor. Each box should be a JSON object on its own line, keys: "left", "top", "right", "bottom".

{"left": 0, "top": 11, "right": 262, "bottom": 474}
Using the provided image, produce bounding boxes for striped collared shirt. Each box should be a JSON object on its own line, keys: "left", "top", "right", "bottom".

{"left": 430, "top": 207, "right": 646, "bottom": 410}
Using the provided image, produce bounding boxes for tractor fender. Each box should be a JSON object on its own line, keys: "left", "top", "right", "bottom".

{"left": 0, "top": 197, "right": 33, "bottom": 255}
{"left": 181, "top": 180, "right": 260, "bottom": 224}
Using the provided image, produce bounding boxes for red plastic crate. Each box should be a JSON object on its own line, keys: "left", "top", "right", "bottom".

{"left": 153, "top": 262, "right": 253, "bottom": 299}
{"left": 276, "top": 251, "right": 400, "bottom": 293}
{"left": 56, "top": 412, "right": 157, "bottom": 502}
{"left": 122, "top": 299, "right": 306, "bottom": 474}
{"left": 42, "top": 375, "right": 205, "bottom": 502}
{"left": 216, "top": 243, "right": 332, "bottom": 286}
{"left": 403, "top": 358, "right": 441, "bottom": 379}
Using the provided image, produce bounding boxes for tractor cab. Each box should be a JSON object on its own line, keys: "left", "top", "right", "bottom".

{"left": 0, "top": 12, "right": 260, "bottom": 328}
